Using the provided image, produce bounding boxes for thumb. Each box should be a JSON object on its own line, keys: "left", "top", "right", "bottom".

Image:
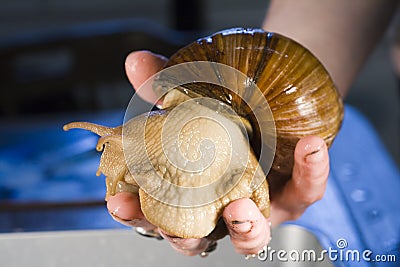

{"left": 222, "top": 198, "right": 271, "bottom": 255}
{"left": 125, "top": 50, "right": 167, "bottom": 104}
{"left": 107, "top": 191, "right": 154, "bottom": 229}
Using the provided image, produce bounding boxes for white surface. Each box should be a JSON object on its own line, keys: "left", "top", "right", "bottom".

{"left": 0, "top": 225, "right": 332, "bottom": 267}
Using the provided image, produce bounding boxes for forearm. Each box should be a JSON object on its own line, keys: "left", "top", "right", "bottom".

{"left": 263, "top": 0, "right": 398, "bottom": 97}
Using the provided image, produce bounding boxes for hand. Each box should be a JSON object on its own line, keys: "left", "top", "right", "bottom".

{"left": 106, "top": 51, "right": 330, "bottom": 256}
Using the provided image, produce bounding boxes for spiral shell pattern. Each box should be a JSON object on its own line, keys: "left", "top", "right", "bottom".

{"left": 162, "top": 28, "right": 344, "bottom": 194}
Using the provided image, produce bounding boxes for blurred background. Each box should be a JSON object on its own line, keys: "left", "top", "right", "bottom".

{"left": 0, "top": 0, "right": 398, "bottom": 235}
{"left": 0, "top": 0, "right": 270, "bottom": 233}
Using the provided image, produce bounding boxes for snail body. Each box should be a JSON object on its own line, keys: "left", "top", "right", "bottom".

{"left": 63, "top": 28, "right": 343, "bottom": 239}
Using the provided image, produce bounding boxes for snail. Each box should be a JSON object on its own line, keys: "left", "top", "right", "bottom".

{"left": 63, "top": 28, "right": 343, "bottom": 239}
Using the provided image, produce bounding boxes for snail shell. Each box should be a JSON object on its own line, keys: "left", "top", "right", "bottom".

{"left": 63, "top": 28, "right": 343, "bottom": 239}
{"left": 161, "top": 28, "right": 343, "bottom": 194}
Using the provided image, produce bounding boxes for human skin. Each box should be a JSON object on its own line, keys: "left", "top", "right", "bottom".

{"left": 107, "top": 0, "right": 398, "bottom": 256}
{"left": 263, "top": 0, "right": 398, "bottom": 96}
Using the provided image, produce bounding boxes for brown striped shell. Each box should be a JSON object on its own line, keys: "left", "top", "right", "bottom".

{"left": 161, "top": 28, "right": 343, "bottom": 195}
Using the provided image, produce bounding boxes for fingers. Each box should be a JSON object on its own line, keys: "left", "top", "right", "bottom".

{"left": 107, "top": 192, "right": 155, "bottom": 229}
{"left": 219, "top": 136, "right": 328, "bottom": 255}
{"left": 160, "top": 198, "right": 272, "bottom": 256}
{"left": 107, "top": 193, "right": 213, "bottom": 256}
{"left": 159, "top": 230, "right": 212, "bottom": 256}
{"left": 271, "top": 136, "right": 329, "bottom": 224}
{"left": 223, "top": 198, "right": 271, "bottom": 255}
{"left": 125, "top": 51, "right": 168, "bottom": 104}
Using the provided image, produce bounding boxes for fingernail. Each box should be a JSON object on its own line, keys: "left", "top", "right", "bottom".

{"left": 305, "top": 147, "right": 324, "bottom": 163}
{"left": 230, "top": 220, "right": 252, "bottom": 233}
